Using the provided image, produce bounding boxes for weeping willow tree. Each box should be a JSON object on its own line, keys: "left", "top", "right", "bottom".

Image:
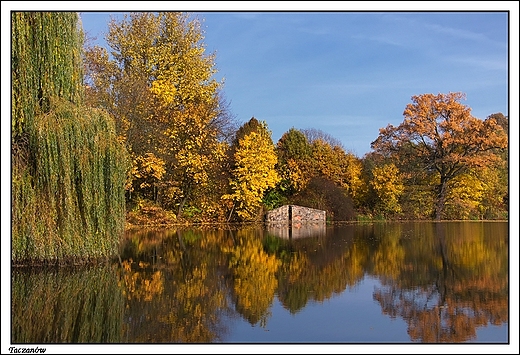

{"left": 11, "top": 12, "right": 129, "bottom": 264}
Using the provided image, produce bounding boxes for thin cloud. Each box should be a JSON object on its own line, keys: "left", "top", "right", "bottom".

{"left": 425, "top": 22, "right": 507, "bottom": 48}
{"left": 443, "top": 55, "right": 508, "bottom": 71}
{"left": 350, "top": 34, "right": 406, "bottom": 47}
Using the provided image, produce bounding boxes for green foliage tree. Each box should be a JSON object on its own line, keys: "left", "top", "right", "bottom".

{"left": 275, "top": 127, "right": 312, "bottom": 196}
{"left": 278, "top": 128, "right": 312, "bottom": 161}
{"left": 12, "top": 12, "right": 128, "bottom": 264}
{"left": 11, "top": 12, "right": 83, "bottom": 139}
{"left": 273, "top": 127, "right": 365, "bottom": 217}
{"left": 371, "top": 92, "right": 507, "bottom": 220}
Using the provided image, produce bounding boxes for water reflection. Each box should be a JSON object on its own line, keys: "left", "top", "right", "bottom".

{"left": 11, "top": 222, "right": 509, "bottom": 343}
{"left": 266, "top": 221, "right": 326, "bottom": 239}
{"left": 12, "top": 265, "right": 124, "bottom": 343}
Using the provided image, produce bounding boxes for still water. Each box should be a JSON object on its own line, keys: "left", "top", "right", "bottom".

{"left": 11, "top": 221, "right": 509, "bottom": 345}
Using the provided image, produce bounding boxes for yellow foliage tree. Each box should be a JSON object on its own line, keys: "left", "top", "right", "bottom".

{"left": 128, "top": 153, "right": 166, "bottom": 200}
{"left": 84, "top": 12, "right": 231, "bottom": 217}
{"left": 223, "top": 119, "right": 280, "bottom": 221}
{"left": 310, "top": 139, "right": 365, "bottom": 202}
{"left": 370, "top": 163, "right": 404, "bottom": 216}
{"left": 445, "top": 164, "right": 506, "bottom": 220}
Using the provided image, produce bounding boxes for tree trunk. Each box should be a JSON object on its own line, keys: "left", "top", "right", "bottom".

{"left": 227, "top": 201, "right": 236, "bottom": 223}
{"left": 177, "top": 196, "right": 187, "bottom": 219}
{"left": 177, "top": 180, "right": 193, "bottom": 219}
{"left": 435, "top": 177, "right": 448, "bottom": 220}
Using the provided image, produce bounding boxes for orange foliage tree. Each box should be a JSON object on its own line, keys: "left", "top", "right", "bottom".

{"left": 371, "top": 92, "right": 507, "bottom": 220}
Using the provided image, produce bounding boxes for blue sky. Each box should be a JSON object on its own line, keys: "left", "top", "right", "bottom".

{"left": 77, "top": 6, "right": 512, "bottom": 157}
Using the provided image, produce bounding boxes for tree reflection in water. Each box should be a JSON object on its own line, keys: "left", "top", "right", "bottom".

{"left": 12, "top": 222, "right": 508, "bottom": 343}
{"left": 372, "top": 222, "right": 508, "bottom": 342}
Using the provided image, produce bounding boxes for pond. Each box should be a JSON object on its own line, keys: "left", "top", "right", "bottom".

{"left": 11, "top": 221, "right": 510, "bottom": 350}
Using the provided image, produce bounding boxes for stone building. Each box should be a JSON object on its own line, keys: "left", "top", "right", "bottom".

{"left": 265, "top": 205, "right": 326, "bottom": 239}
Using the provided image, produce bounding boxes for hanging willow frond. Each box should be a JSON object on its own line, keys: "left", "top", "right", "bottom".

{"left": 12, "top": 12, "right": 129, "bottom": 265}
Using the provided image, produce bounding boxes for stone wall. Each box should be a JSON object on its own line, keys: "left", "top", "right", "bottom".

{"left": 265, "top": 205, "right": 326, "bottom": 223}
{"left": 265, "top": 205, "right": 290, "bottom": 223}
{"left": 291, "top": 205, "right": 326, "bottom": 222}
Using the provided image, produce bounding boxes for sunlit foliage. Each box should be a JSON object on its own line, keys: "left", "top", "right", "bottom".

{"left": 310, "top": 139, "right": 364, "bottom": 201}
{"left": 444, "top": 164, "right": 507, "bottom": 220}
{"left": 371, "top": 92, "right": 507, "bottom": 220}
{"left": 223, "top": 118, "right": 280, "bottom": 221}
{"left": 276, "top": 127, "right": 312, "bottom": 194}
{"left": 370, "top": 163, "right": 404, "bottom": 216}
{"left": 84, "top": 12, "right": 234, "bottom": 219}
{"left": 271, "top": 136, "right": 363, "bottom": 219}
{"left": 128, "top": 152, "right": 166, "bottom": 200}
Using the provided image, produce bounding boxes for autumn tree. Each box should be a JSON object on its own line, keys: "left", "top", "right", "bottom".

{"left": 291, "top": 177, "right": 356, "bottom": 221}
{"left": 370, "top": 163, "right": 404, "bottom": 217}
{"left": 273, "top": 128, "right": 364, "bottom": 218}
{"left": 444, "top": 165, "right": 507, "bottom": 220}
{"left": 310, "top": 139, "right": 364, "bottom": 204}
{"left": 223, "top": 118, "right": 280, "bottom": 222}
{"left": 84, "top": 12, "right": 234, "bottom": 219}
{"left": 482, "top": 113, "right": 508, "bottom": 217}
{"left": 488, "top": 112, "right": 508, "bottom": 133}
{"left": 371, "top": 92, "right": 507, "bottom": 220}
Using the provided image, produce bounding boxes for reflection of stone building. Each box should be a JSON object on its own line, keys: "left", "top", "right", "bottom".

{"left": 266, "top": 222, "right": 326, "bottom": 239}
{"left": 265, "top": 205, "right": 326, "bottom": 239}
